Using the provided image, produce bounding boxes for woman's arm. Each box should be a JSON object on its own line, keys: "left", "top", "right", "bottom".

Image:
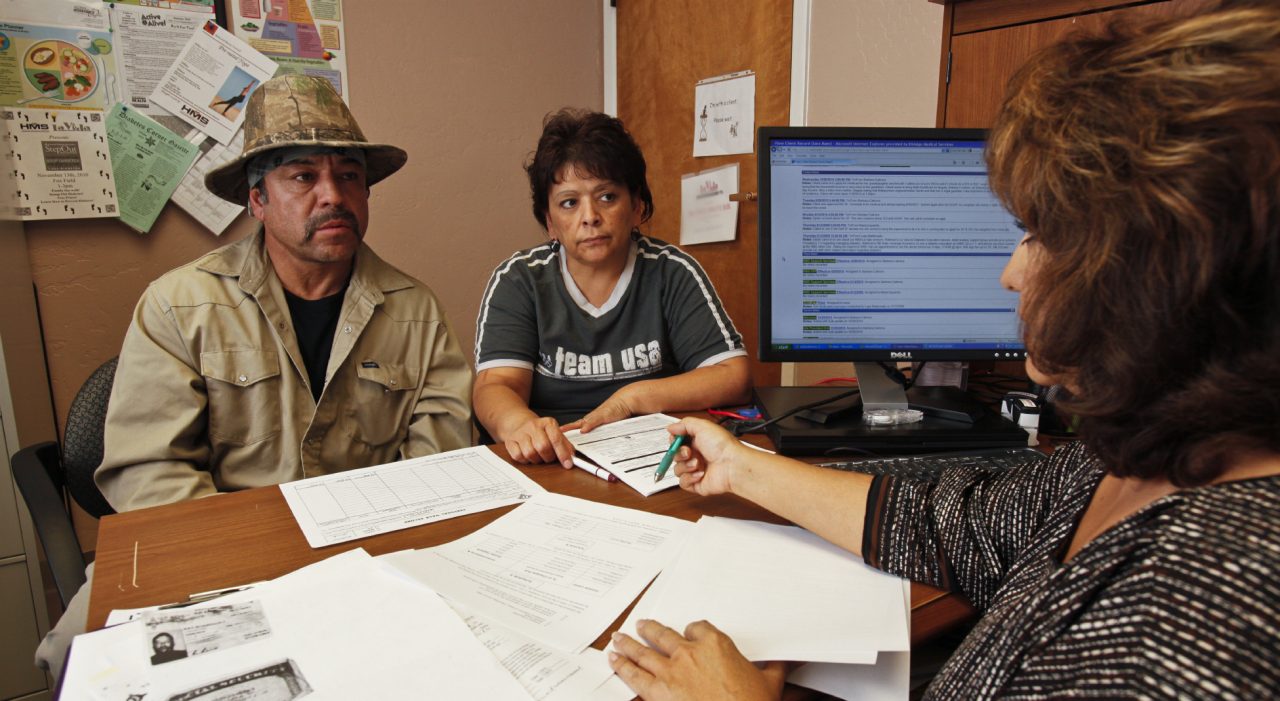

{"left": 670, "top": 416, "right": 873, "bottom": 556}
{"left": 473, "top": 367, "right": 575, "bottom": 467}
{"left": 574, "top": 356, "right": 752, "bottom": 433}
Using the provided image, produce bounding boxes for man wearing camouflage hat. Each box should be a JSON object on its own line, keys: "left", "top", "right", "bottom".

{"left": 36, "top": 74, "right": 471, "bottom": 677}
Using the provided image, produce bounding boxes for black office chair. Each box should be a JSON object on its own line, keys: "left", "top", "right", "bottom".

{"left": 61, "top": 357, "right": 117, "bottom": 519}
{"left": 12, "top": 443, "right": 86, "bottom": 609}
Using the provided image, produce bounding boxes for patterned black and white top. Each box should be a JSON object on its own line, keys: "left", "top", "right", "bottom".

{"left": 474, "top": 235, "right": 745, "bottom": 423}
{"left": 864, "top": 440, "right": 1280, "bottom": 698}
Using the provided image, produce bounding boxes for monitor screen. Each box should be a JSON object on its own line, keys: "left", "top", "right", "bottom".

{"left": 758, "top": 126, "right": 1028, "bottom": 364}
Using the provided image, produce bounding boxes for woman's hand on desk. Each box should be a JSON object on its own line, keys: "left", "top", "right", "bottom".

{"left": 609, "top": 619, "right": 785, "bottom": 701}
{"left": 503, "top": 416, "right": 575, "bottom": 468}
{"left": 669, "top": 418, "right": 751, "bottom": 496}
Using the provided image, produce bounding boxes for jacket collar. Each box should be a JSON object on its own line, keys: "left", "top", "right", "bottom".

{"left": 196, "top": 227, "right": 417, "bottom": 301}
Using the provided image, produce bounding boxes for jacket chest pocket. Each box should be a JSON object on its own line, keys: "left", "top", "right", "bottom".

{"left": 201, "top": 350, "right": 283, "bottom": 445}
{"left": 351, "top": 362, "right": 420, "bottom": 446}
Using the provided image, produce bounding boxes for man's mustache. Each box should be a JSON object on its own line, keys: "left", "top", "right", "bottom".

{"left": 303, "top": 208, "right": 360, "bottom": 238}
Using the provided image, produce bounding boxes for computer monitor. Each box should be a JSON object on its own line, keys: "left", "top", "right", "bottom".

{"left": 758, "top": 126, "right": 1026, "bottom": 423}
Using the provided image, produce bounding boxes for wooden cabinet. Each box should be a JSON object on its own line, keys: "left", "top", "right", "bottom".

{"left": 0, "top": 223, "right": 57, "bottom": 700}
{"left": 936, "top": 0, "right": 1211, "bottom": 128}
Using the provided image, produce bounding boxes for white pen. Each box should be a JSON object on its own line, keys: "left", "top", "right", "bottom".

{"left": 572, "top": 456, "right": 617, "bottom": 482}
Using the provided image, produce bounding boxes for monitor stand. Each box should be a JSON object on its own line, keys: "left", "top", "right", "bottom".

{"left": 753, "top": 363, "right": 1029, "bottom": 456}
{"left": 854, "top": 361, "right": 984, "bottom": 423}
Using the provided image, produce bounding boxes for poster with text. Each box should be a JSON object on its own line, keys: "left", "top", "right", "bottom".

{"left": 0, "top": 0, "right": 118, "bottom": 112}
{"left": 2, "top": 107, "right": 117, "bottom": 220}
{"left": 106, "top": 103, "right": 199, "bottom": 232}
{"left": 228, "top": 0, "right": 348, "bottom": 99}
{"left": 109, "top": 4, "right": 209, "bottom": 117}
{"left": 692, "top": 70, "right": 755, "bottom": 157}
{"left": 148, "top": 20, "right": 276, "bottom": 145}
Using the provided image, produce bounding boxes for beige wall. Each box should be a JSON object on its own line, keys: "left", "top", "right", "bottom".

{"left": 21, "top": 1, "right": 601, "bottom": 540}
{"left": 788, "top": 0, "right": 943, "bottom": 386}
{"left": 806, "top": 0, "right": 942, "bottom": 128}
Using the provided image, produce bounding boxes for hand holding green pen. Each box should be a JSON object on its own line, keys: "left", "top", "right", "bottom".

{"left": 653, "top": 435, "right": 686, "bottom": 483}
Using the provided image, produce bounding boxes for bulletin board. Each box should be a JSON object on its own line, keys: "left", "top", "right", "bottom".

{"left": 617, "top": 0, "right": 793, "bottom": 388}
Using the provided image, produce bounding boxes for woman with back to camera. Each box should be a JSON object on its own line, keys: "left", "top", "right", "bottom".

{"left": 607, "top": 3, "right": 1280, "bottom": 699}
{"left": 473, "top": 109, "right": 751, "bottom": 468}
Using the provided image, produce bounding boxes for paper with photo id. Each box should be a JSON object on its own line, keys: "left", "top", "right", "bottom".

{"left": 280, "top": 446, "right": 544, "bottom": 548}
{"left": 564, "top": 413, "right": 682, "bottom": 496}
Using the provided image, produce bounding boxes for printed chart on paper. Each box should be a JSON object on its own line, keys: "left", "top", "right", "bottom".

{"left": 280, "top": 446, "right": 544, "bottom": 547}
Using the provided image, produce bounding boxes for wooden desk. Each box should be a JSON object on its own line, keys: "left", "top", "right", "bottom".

{"left": 87, "top": 445, "right": 975, "bottom": 647}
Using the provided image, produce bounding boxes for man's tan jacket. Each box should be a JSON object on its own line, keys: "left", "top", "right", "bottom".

{"left": 96, "top": 230, "right": 473, "bottom": 511}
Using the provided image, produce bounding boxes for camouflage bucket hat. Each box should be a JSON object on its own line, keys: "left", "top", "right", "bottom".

{"left": 204, "top": 74, "right": 407, "bottom": 204}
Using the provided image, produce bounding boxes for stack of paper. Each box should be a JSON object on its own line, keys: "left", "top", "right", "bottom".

{"left": 611, "top": 516, "right": 911, "bottom": 699}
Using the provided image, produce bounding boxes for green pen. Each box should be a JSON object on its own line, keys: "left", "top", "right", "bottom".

{"left": 653, "top": 435, "right": 686, "bottom": 483}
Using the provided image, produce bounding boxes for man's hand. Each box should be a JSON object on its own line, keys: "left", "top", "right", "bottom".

{"left": 608, "top": 619, "right": 786, "bottom": 701}
{"left": 503, "top": 416, "right": 574, "bottom": 468}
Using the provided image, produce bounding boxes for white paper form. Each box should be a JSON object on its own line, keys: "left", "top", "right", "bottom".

{"left": 280, "top": 445, "right": 544, "bottom": 548}
{"left": 613, "top": 516, "right": 908, "bottom": 664}
{"left": 564, "top": 413, "right": 681, "bottom": 496}
{"left": 64, "top": 549, "right": 533, "bottom": 701}
{"left": 395, "top": 492, "right": 693, "bottom": 654}
{"left": 383, "top": 549, "right": 616, "bottom": 701}
{"left": 172, "top": 127, "right": 246, "bottom": 234}
{"left": 149, "top": 20, "right": 277, "bottom": 144}
{"left": 680, "top": 162, "right": 739, "bottom": 245}
{"left": 109, "top": 4, "right": 209, "bottom": 116}
{"left": 787, "top": 580, "right": 910, "bottom": 700}
{"left": 693, "top": 70, "right": 755, "bottom": 157}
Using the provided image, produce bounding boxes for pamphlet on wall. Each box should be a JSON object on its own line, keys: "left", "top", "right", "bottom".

{"left": 2, "top": 107, "right": 117, "bottom": 220}
{"left": 108, "top": 3, "right": 210, "bottom": 117}
{"left": 0, "top": 0, "right": 118, "bottom": 111}
{"left": 105, "top": 104, "right": 199, "bottom": 233}
{"left": 148, "top": 20, "right": 277, "bottom": 145}
{"left": 693, "top": 70, "right": 755, "bottom": 157}
{"left": 171, "top": 128, "right": 246, "bottom": 235}
{"left": 228, "top": 0, "right": 349, "bottom": 99}
{"left": 680, "top": 162, "right": 739, "bottom": 245}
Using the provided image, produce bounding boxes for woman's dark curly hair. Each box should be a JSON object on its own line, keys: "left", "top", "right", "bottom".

{"left": 986, "top": 3, "right": 1280, "bottom": 486}
{"left": 525, "top": 108, "right": 654, "bottom": 230}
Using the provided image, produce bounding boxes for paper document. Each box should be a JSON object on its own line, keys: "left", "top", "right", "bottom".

{"left": 172, "top": 128, "right": 247, "bottom": 234}
{"left": 693, "top": 70, "right": 755, "bottom": 157}
{"left": 382, "top": 551, "right": 616, "bottom": 701}
{"left": 106, "top": 104, "right": 200, "bottom": 232}
{"left": 280, "top": 446, "right": 544, "bottom": 548}
{"left": 230, "top": 0, "right": 351, "bottom": 99}
{"left": 149, "top": 20, "right": 277, "bottom": 144}
{"left": 2, "top": 108, "right": 117, "bottom": 220}
{"left": 613, "top": 516, "right": 908, "bottom": 663}
{"left": 787, "top": 581, "right": 912, "bottom": 700}
{"left": 62, "top": 549, "right": 532, "bottom": 700}
{"left": 0, "top": 0, "right": 117, "bottom": 111}
{"left": 564, "top": 413, "right": 681, "bottom": 496}
{"left": 680, "top": 163, "right": 739, "bottom": 245}
{"left": 391, "top": 492, "right": 692, "bottom": 653}
{"left": 109, "top": 4, "right": 210, "bottom": 116}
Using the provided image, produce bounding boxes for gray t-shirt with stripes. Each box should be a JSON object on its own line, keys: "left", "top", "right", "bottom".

{"left": 475, "top": 236, "right": 746, "bottom": 423}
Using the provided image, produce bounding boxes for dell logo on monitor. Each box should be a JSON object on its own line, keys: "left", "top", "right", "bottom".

{"left": 890, "top": 351, "right": 913, "bottom": 359}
